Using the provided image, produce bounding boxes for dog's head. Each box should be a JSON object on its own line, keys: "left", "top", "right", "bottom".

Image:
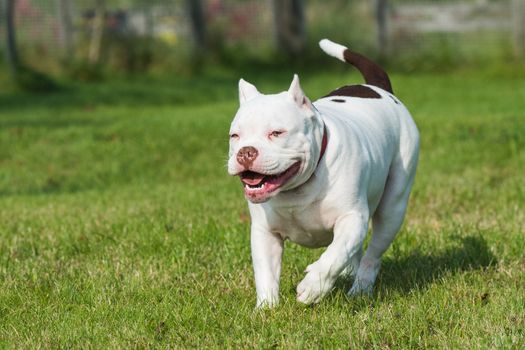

{"left": 227, "top": 75, "right": 324, "bottom": 203}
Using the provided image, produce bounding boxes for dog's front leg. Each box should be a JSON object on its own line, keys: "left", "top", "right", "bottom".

{"left": 251, "top": 224, "right": 284, "bottom": 308}
{"left": 297, "top": 210, "right": 368, "bottom": 305}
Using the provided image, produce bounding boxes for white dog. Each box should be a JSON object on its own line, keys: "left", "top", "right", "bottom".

{"left": 227, "top": 39, "right": 419, "bottom": 307}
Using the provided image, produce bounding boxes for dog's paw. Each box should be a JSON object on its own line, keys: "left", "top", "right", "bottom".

{"left": 347, "top": 258, "right": 379, "bottom": 297}
{"left": 296, "top": 268, "right": 334, "bottom": 305}
{"left": 255, "top": 294, "right": 279, "bottom": 309}
{"left": 347, "top": 278, "right": 374, "bottom": 297}
{"left": 255, "top": 300, "right": 278, "bottom": 309}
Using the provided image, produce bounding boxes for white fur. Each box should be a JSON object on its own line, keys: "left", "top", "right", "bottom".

{"left": 239, "top": 78, "right": 260, "bottom": 105}
{"left": 228, "top": 44, "right": 420, "bottom": 308}
{"left": 319, "top": 39, "right": 347, "bottom": 62}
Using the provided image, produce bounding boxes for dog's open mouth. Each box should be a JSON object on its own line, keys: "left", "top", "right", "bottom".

{"left": 239, "top": 162, "right": 301, "bottom": 202}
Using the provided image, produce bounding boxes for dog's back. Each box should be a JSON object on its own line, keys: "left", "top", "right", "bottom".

{"left": 314, "top": 40, "right": 419, "bottom": 216}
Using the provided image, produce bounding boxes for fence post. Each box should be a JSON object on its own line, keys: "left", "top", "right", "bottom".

{"left": 512, "top": 0, "right": 525, "bottom": 57}
{"left": 271, "top": 0, "right": 306, "bottom": 56}
{"left": 3, "top": 0, "right": 20, "bottom": 75}
{"left": 186, "top": 0, "right": 206, "bottom": 50}
{"left": 88, "top": 0, "right": 106, "bottom": 64}
{"left": 375, "top": 0, "right": 389, "bottom": 58}
{"left": 57, "top": 0, "right": 74, "bottom": 60}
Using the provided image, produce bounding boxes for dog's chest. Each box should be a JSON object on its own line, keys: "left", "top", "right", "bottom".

{"left": 269, "top": 204, "right": 334, "bottom": 248}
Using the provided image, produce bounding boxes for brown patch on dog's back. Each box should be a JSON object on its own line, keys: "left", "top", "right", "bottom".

{"left": 324, "top": 85, "right": 381, "bottom": 99}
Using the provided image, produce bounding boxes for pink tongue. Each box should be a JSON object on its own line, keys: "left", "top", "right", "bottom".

{"left": 241, "top": 173, "right": 266, "bottom": 186}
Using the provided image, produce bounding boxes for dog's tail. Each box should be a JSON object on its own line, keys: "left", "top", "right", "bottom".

{"left": 319, "top": 39, "right": 393, "bottom": 93}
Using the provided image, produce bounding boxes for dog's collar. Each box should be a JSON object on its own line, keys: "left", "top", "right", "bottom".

{"left": 317, "top": 124, "right": 328, "bottom": 166}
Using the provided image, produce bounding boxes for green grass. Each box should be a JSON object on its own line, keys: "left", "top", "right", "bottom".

{"left": 0, "top": 65, "right": 524, "bottom": 348}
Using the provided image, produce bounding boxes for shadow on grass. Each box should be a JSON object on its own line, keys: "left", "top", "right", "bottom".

{"left": 0, "top": 75, "right": 236, "bottom": 112}
{"left": 0, "top": 68, "right": 306, "bottom": 112}
{"left": 0, "top": 117, "right": 110, "bottom": 130}
{"left": 0, "top": 60, "right": 344, "bottom": 114}
{"left": 329, "top": 234, "right": 496, "bottom": 304}
{"left": 378, "top": 234, "right": 497, "bottom": 294}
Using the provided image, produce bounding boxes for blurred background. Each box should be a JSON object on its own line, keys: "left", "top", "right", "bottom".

{"left": 1, "top": 0, "right": 524, "bottom": 88}
{"left": 1, "top": 3, "right": 524, "bottom": 345}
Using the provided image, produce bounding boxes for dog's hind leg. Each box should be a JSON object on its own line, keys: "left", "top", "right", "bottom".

{"left": 349, "top": 151, "right": 418, "bottom": 296}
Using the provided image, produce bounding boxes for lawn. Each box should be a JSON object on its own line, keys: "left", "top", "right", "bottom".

{"left": 0, "top": 65, "right": 524, "bottom": 348}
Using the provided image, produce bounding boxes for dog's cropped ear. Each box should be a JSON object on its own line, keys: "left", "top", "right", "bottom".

{"left": 288, "top": 74, "right": 314, "bottom": 113}
{"left": 239, "top": 79, "right": 260, "bottom": 105}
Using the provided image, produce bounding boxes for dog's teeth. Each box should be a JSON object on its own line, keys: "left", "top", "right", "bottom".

{"left": 245, "top": 182, "right": 266, "bottom": 191}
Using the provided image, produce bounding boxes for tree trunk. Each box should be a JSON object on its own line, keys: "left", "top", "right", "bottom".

{"left": 272, "top": 0, "right": 306, "bottom": 56}
{"left": 88, "top": 0, "right": 105, "bottom": 64}
{"left": 57, "top": 0, "right": 74, "bottom": 59}
{"left": 186, "top": 0, "right": 206, "bottom": 50}
{"left": 3, "top": 0, "right": 20, "bottom": 74}
{"left": 512, "top": 0, "right": 525, "bottom": 57}
{"left": 144, "top": 5, "right": 154, "bottom": 38}
{"left": 375, "top": 0, "right": 389, "bottom": 58}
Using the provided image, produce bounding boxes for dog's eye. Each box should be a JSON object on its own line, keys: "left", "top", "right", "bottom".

{"left": 230, "top": 133, "right": 239, "bottom": 139}
{"left": 270, "top": 130, "right": 285, "bottom": 138}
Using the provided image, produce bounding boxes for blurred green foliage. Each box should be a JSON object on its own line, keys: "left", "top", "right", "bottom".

{"left": 1, "top": 0, "right": 520, "bottom": 89}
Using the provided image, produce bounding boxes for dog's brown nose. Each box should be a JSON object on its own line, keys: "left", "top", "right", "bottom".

{"left": 237, "top": 146, "right": 259, "bottom": 168}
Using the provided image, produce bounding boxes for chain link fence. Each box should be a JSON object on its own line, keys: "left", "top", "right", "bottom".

{"left": 0, "top": 0, "right": 520, "bottom": 75}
